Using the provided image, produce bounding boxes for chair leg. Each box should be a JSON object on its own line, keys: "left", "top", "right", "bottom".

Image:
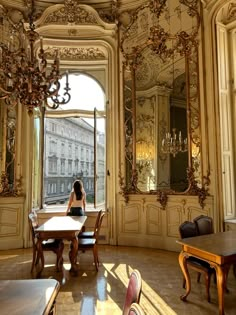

{"left": 205, "top": 273, "right": 211, "bottom": 303}
{"left": 182, "top": 276, "right": 186, "bottom": 289}
{"left": 35, "top": 252, "right": 40, "bottom": 266}
{"left": 93, "top": 245, "right": 99, "bottom": 271}
{"left": 56, "top": 242, "right": 64, "bottom": 271}
{"left": 31, "top": 248, "right": 37, "bottom": 273}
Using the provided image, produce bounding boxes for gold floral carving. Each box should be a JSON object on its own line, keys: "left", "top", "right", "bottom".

{"left": 0, "top": 172, "right": 22, "bottom": 197}
{"left": 45, "top": 47, "right": 105, "bottom": 61}
{"left": 97, "top": 0, "right": 118, "bottom": 24}
{"left": 187, "top": 168, "right": 210, "bottom": 208}
{"left": 226, "top": 3, "right": 236, "bottom": 23}
{"left": 44, "top": 2, "right": 98, "bottom": 25}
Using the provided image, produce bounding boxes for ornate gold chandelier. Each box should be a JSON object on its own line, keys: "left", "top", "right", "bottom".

{"left": 0, "top": 0, "right": 71, "bottom": 116}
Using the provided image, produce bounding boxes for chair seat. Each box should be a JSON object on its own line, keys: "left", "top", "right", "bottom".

{"left": 78, "top": 231, "right": 95, "bottom": 238}
{"left": 187, "top": 257, "right": 214, "bottom": 273}
{"left": 42, "top": 239, "right": 62, "bottom": 248}
{"left": 78, "top": 238, "right": 96, "bottom": 248}
{"left": 78, "top": 210, "right": 103, "bottom": 239}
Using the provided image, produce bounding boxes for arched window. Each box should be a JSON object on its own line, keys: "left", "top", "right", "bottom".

{"left": 42, "top": 73, "right": 106, "bottom": 210}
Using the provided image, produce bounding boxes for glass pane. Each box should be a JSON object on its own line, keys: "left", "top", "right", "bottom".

{"left": 43, "top": 116, "right": 95, "bottom": 208}
{"left": 32, "top": 111, "right": 42, "bottom": 208}
{"left": 51, "top": 73, "right": 105, "bottom": 111}
{"left": 94, "top": 109, "right": 106, "bottom": 208}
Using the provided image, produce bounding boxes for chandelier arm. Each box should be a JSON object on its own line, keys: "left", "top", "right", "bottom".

{"left": 45, "top": 99, "right": 60, "bottom": 110}
{"left": 0, "top": 0, "right": 71, "bottom": 115}
{"left": 50, "top": 90, "right": 71, "bottom": 105}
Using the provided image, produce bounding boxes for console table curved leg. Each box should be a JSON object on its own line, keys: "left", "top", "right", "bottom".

{"left": 179, "top": 251, "right": 191, "bottom": 301}
{"left": 213, "top": 263, "right": 230, "bottom": 315}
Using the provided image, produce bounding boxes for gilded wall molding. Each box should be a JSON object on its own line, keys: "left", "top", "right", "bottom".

{"left": 36, "top": 2, "right": 110, "bottom": 28}
{"left": 45, "top": 47, "right": 106, "bottom": 61}
{"left": 44, "top": 6, "right": 97, "bottom": 25}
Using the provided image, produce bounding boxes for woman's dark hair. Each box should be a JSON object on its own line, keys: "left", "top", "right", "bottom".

{"left": 73, "top": 180, "right": 83, "bottom": 200}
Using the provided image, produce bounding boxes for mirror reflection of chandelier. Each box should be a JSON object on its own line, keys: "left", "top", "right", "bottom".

{"left": 136, "top": 140, "right": 154, "bottom": 169}
{"left": 161, "top": 128, "right": 188, "bottom": 157}
{"left": 136, "top": 140, "right": 154, "bottom": 160}
{"left": 0, "top": 0, "right": 71, "bottom": 116}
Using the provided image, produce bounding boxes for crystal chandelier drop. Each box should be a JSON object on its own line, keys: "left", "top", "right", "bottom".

{"left": 0, "top": 0, "right": 71, "bottom": 116}
{"left": 161, "top": 128, "right": 188, "bottom": 157}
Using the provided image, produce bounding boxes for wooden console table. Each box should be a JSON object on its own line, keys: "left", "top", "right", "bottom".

{"left": 177, "top": 231, "right": 236, "bottom": 315}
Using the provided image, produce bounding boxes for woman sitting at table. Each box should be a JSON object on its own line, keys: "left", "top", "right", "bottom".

{"left": 66, "top": 180, "right": 86, "bottom": 216}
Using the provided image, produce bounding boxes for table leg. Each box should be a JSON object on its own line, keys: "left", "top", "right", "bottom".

{"left": 69, "top": 236, "right": 78, "bottom": 273}
{"left": 179, "top": 250, "right": 191, "bottom": 301}
{"left": 213, "top": 263, "right": 230, "bottom": 315}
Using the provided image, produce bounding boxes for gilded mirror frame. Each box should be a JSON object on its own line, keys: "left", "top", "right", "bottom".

{"left": 0, "top": 6, "right": 23, "bottom": 197}
{"left": 119, "top": 0, "right": 210, "bottom": 208}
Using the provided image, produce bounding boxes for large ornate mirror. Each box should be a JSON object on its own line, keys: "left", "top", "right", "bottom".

{"left": 135, "top": 46, "right": 188, "bottom": 192}
{"left": 120, "top": 0, "right": 207, "bottom": 205}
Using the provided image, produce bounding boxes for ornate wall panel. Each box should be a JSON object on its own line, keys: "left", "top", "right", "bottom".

{"left": 120, "top": 202, "right": 141, "bottom": 233}
{"left": 146, "top": 203, "right": 162, "bottom": 236}
{"left": 0, "top": 197, "right": 24, "bottom": 249}
{"left": 118, "top": 194, "right": 214, "bottom": 251}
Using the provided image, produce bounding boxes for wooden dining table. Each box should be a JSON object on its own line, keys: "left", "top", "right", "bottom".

{"left": 35, "top": 215, "right": 87, "bottom": 274}
{"left": 0, "top": 279, "right": 60, "bottom": 315}
{"left": 177, "top": 230, "right": 236, "bottom": 315}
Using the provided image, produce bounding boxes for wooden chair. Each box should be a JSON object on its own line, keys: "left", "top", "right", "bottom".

{"left": 77, "top": 211, "right": 105, "bottom": 271}
{"left": 128, "top": 303, "right": 145, "bottom": 315}
{"left": 78, "top": 209, "right": 103, "bottom": 239}
{"left": 193, "top": 215, "right": 214, "bottom": 235}
{"left": 123, "top": 270, "right": 142, "bottom": 315}
{"left": 179, "top": 221, "right": 214, "bottom": 302}
{"left": 28, "top": 212, "right": 64, "bottom": 273}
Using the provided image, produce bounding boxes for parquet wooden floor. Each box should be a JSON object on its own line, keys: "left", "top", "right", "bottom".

{"left": 0, "top": 245, "right": 236, "bottom": 314}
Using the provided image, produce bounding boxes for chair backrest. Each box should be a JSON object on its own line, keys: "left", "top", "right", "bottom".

{"left": 179, "top": 221, "right": 198, "bottom": 239}
{"left": 123, "top": 270, "right": 142, "bottom": 315}
{"left": 193, "top": 215, "right": 214, "bottom": 235}
{"left": 94, "top": 211, "right": 105, "bottom": 241}
{"left": 128, "top": 303, "right": 145, "bottom": 315}
{"left": 28, "top": 212, "right": 39, "bottom": 245}
{"left": 94, "top": 209, "right": 103, "bottom": 233}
